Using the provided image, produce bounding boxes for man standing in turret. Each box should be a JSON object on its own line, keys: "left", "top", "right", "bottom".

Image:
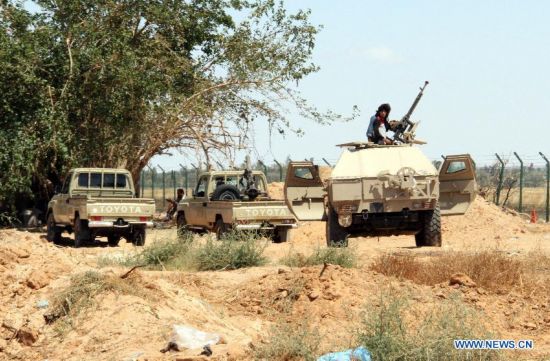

{"left": 367, "top": 103, "right": 393, "bottom": 145}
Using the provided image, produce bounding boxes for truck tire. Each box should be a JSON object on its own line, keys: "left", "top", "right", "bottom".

{"left": 107, "top": 235, "right": 121, "bottom": 247}
{"left": 74, "top": 215, "right": 91, "bottom": 248}
{"left": 46, "top": 212, "right": 62, "bottom": 243}
{"left": 326, "top": 206, "right": 349, "bottom": 247}
{"left": 211, "top": 185, "right": 241, "bottom": 201}
{"left": 215, "top": 218, "right": 230, "bottom": 240}
{"left": 273, "top": 227, "right": 292, "bottom": 243}
{"left": 131, "top": 227, "right": 146, "bottom": 246}
{"left": 415, "top": 206, "right": 442, "bottom": 247}
{"left": 176, "top": 212, "right": 188, "bottom": 237}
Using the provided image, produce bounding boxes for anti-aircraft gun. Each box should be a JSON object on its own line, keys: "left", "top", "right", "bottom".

{"left": 392, "top": 81, "right": 429, "bottom": 144}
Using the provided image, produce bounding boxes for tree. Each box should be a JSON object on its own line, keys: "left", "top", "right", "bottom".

{"left": 0, "top": 0, "right": 355, "bottom": 213}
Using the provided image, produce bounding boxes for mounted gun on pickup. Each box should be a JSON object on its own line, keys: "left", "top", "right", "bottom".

{"left": 392, "top": 81, "right": 429, "bottom": 144}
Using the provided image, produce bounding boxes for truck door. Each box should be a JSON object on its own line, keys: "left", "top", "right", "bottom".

{"left": 55, "top": 172, "right": 73, "bottom": 223}
{"left": 284, "top": 162, "right": 326, "bottom": 221}
{"left": 187, "top": 175, "right": 209, "bottom": 227}
{"left": 439, "top": 154, "right": 477, "bottom": 215}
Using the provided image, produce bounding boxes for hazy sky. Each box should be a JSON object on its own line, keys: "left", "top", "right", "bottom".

{"left": 25, "top": 1, "right": 550, "bottom": 169}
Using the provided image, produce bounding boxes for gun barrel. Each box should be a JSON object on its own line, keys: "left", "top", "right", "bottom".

{"left": 401, "top": 81, "right": 429, "bottom": 124}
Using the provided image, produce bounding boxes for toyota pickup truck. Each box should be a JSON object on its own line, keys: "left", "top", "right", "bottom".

{"left": 176, "top": 170, "right": 297, "bottom": 241}
{"left": 46, "top": 168, "right": 155, "bottom": 247}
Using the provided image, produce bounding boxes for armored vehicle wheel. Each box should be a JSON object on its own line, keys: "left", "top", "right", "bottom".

{"left": 274, "top": 227, "right": 292, "bottom": 243}
{"left": 326, "top": 206, "right": 349, "bottom": 247}
{"left": 176, "top": 212, "right": 188, "bottom": 237}
{"left": 131, "top": 227, "right": 146, "bottom": 246}
{"left": 74, "top": 215, "right": 91, "bottom": 248}
{"left": 107, "top": 235, "right": 121, "bottom": 247}
{"left": 211, "top": 185, "right": 241, "bottom": 201}
{"left": 46, "top": 213, "right": 62, "bottom": 243}
{"left": 415, "top": 206, "right": 442, "bottom": 247}
{"left": 215, "top": 218, "right": 230, "bottom": 240}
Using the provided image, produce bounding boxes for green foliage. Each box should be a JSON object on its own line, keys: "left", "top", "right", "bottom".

{"left": 281, "top": 246, "right": 357, "bottom": 268}
{"left": 253, "top": 322, "right": 320, "bottom": 361}
{"left": 1, "top": 0, "right": 353, "bottom": 211}
{"left": 193, "top": 233, "right": 267, "bottom": 271}
{"left": 358, "top": 293, "right": 501, "bottom": 361}
{"left": 100, "top": 231, "right": 266, "bottom": 271}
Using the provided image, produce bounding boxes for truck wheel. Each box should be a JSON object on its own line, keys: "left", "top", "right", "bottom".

{"left": 132, "top": 227, "right": 146, "bottom": 246}
{"left": 46, "top": 213, "right": 62, "bottom": 243}
{"left": 326, "top": 206, "right": 348, "bottom": 247}
{"left": 211, "top": 185, "right": 241, "bottom": 201}
{"left": 176, "top": 212, "right": 188, "bottom": 237}
{"left": 107, "top": 235, "right": 121, "bottom": 247}
{"left": 415, "top": 206, "right": 442, "bottom": 247}
{"left": 74, "top": 215, "right": 90, "bottom": 248}
{"left": 215, "top": 218, "right": 230, "bottom": 240}
{"left": 273, "top": 227, "right": 292, "bottom": 243}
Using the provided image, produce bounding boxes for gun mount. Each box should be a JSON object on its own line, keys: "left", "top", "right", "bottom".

{"left": 392, "top": 81, "right": 429, "bottom": 144}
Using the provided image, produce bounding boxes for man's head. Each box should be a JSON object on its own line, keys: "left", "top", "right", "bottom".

{"left": 376, "top": 103, "right": 391, "bottom": 119}
{"left": 177, "top": 188, "right": 184, "bottom": 196}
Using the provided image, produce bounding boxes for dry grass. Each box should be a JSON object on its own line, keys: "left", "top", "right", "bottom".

{"left": 370, "top": 251, "right": 550, "bottom": 295}
{"left": 280, "top": 247, "right": 357, "bottom": 268}
{"left": 47, "top": 271, "right": 151, "bottom": 336}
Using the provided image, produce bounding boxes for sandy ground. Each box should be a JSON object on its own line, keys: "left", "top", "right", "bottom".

{"left": 1, "top": 193, "right": 550, "bottom": 360}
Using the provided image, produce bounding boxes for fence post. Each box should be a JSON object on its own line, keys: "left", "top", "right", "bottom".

{"left": 158, "top": 165, "right": 166, "bottom": 209}
{"left": 179, "top": 163, "right": 188, "bottom": 193}
{"left": 540, "top": 152, "right": 549, "bottom": 222}
{"left": 140, "top": 170, "right": 145, "bottom": 198}
{"left": 513, "top": 152, "right": 523, "bottom": 213}
{"left": 258, "top": 160, "right": 268, "bottom": 178}
{"left": 274, "top": 159, "right": 283, "bottom": 181}
{"left": 322, "top": 158, "right": 332, "bottom": 167}
{"left": 495, "top": 154, "right": 505, "bottom": 205}
{"left": 171, "top": 170, "right": 176, "bottom": 199}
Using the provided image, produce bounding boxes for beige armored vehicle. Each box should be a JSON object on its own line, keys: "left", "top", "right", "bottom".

{"left": 176, "top": 170, "right": 296, "bottom": 241}
{"left": 46, "top": 168, "right": 155, "bottom": 247}
{"left": 285, "top": 145, "right": 476, "bottom": 247}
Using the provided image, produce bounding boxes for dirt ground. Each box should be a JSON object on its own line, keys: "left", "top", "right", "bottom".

{"left": 1, "top": 192, "right": 550, "bottom": 360}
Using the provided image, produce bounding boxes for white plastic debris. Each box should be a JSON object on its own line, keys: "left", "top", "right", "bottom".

{"left": 170, "top": 325, "right": 220, "bottom": 350}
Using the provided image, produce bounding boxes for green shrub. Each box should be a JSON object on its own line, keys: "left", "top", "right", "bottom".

{"left": 253, "top": 322, "right": 320, "bottom": 361}
{"left": 358, "top": 293, "right": 501, "bottom": 361}
{"left": 194, "top": 234, "right": 267, "bottom": 271}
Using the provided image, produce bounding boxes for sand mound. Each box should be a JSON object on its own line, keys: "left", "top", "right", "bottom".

{"left": 267, "top": 182, "right": 284, "bottom": 200}
{"left": 442, "top": 196, "right": 529, "bottom": 243}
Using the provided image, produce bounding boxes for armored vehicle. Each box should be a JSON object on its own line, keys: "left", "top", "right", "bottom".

{"left": 176, "top": 170, "right": 296, "bottom": 241}
{"left": 285, "top": 148, "right": 476, "bottom": 247}
{"left": 283, "top": 81, "right": 476, "bottom": 247}
{"left": 46, "top": 168, "right": 155, "bottom": 247}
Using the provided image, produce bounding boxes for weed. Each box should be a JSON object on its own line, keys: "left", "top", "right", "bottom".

{"left": 358, "top": 292, "right": 501, "bottom": 361}
{"left": 48, "top": 271, "right": 150, "bottom": 336}
{"left": 194, "top": 235, "right": 267, "bottom": 271}
{"left": 253, "top": 321, "right": 320, "bottom": 361}
{"left": 281, "top": 247, "right": 357, "bottom": 268}
{"left": 100, "top": 230, "right": 267, "bottom": 271}
{"left": 370, "top": 251, "right": 532, "bottom": 294}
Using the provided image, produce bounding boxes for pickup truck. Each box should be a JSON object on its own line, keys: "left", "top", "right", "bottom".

{"left": 46, "top": 168, "right": 155, "bottom": 247}
{"left": 176, "top": 170, "right": 297, "bottom": 241}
